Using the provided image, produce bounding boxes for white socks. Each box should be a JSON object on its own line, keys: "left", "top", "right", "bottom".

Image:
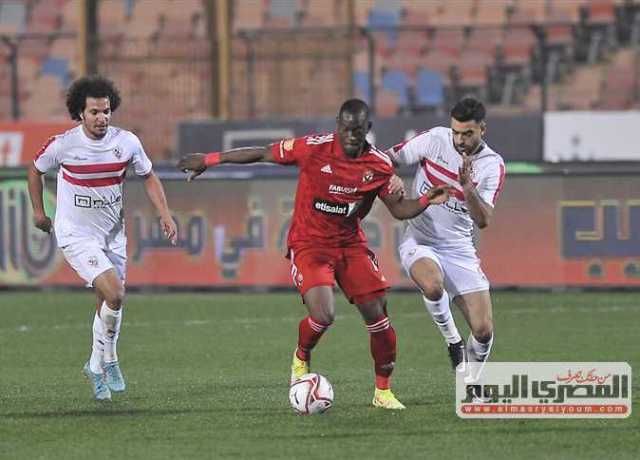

{"left": 89, "top": 312, "right": 104, "bottom": 374}
{"left": 422, "top": 291, "right": 462, "bottom": 344}
{"left": 100, "top": 302, "right": 123, "bottom": 364}
{"left": 467, "top": 332, "right": 493, "bottom": 363}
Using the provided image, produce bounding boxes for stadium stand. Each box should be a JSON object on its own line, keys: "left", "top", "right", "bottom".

{"left": 1, "top": 0, "right": 639, "bottom": 159}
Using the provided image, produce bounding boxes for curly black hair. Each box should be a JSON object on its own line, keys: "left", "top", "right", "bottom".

{"left": 65, "top": 75, "right": 121, "bottom": 121}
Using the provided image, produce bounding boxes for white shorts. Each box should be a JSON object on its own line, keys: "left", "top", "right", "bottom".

{"left": 60, "top": 236, "right": 127, "bottom": 287}
{"left": 398, "top": 237, "right": 489, "bottom": 298}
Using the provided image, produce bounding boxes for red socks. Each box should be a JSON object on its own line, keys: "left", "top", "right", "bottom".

{"left": 295, "top": 314, "right": 396, "bottom": 391}
{"left": 366, "top": 315, "right": 396, "bottom": 390}
{"left": 296, "top": 316, "right": 329, "bottom": 361}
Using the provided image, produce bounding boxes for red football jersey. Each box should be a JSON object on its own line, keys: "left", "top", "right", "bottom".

{"left": 270, "top": 133, "right": 394, "bottom": 250}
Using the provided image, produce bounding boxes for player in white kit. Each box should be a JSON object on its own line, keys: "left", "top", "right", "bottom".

{"left": 388, "top": 98, "right": 505, "bottom": 379}
{"left": 27, "top": 76, "right": 178, "bottom": 401}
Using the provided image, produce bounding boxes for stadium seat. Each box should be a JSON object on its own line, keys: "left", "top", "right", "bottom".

{"left": 381, "top": 68, "right": 409, "bottom": 106}
{"left": 0, "top": 0, "right": 26, "bottom": 34}
{"left": 586, "top": 1, "right": 616, "bottom": 25}
{"left": 41, "top": 57, "right": 71, "bottom": 86}
{"left": 376, "top": 88, "right": 400, "bottom": 116}
{"left": 473, "top": 1, "right": 508, "bottom": 26}
{"left": 415, "top": 68, "right": 445, "bottom": 108}
{"left": 354, "top": 71, "right": 371, "bottom": 102}
{"left": 368, "top": 8, "right": 400, "bottom": 46}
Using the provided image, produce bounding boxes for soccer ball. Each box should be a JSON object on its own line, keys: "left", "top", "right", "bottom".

{"left": 289, "top": 373, "right": 334, "bottom": 415}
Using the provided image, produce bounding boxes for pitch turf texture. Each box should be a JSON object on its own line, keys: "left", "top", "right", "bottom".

{"left": 1, "top": 291, "right": 638, "bottom": 459}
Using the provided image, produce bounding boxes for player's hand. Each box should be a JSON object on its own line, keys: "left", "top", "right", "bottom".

{"left": 177, "top": 153, "right": 207, "bottom": 182}
{"left": 161, "top": 214, "right": 178, "bottom": 246}
{"left": 33, "top": 212, "right": 52, "bottom": 233}
{"left": 458, "top": 152, "right": 474, "bottom": 189}
{"left": 388, "top": 174, "right": 405, "bottom": 195}
{"left": 426, "top": 185, "right": 453, "bottom": 205}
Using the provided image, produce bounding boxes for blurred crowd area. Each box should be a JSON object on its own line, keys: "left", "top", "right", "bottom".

{"left": 1, "top": 0, "right": 640, "bottom": 160}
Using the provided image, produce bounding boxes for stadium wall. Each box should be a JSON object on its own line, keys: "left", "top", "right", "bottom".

{"left": 1, "top": 171, "right": 638, "bottom": 289}
{"left": 178, "top": 113, "right": 544, "bottom": 162}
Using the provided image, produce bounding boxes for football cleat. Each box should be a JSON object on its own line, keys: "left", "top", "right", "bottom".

{"left": 82, "top": 361, "right": 111, "bottom": 401}
{"left": 447, "top": 339, "right": 467, "bottom": 373}
{"left": 290, "top": 350, "right": 310, "bottom": 385}
{"left": 103, "top": 362, "right": 126, "bottom": 392}
{"left": 372, "top": 388, "right": 406, "bottom": 410}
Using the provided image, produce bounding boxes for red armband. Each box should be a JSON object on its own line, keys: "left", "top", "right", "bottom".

{"left": 418, "top": 194, "right": 430, "bottom": 207}
{"left": 204, "top": 152, "right": 221, "bottom": 167}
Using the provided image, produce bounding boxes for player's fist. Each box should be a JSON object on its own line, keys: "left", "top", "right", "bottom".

{"left": 33, "top": 212, "right": 52, "bottom": 233}
{"left": 177, "top": 153, "right": 207, "bottom": 182}
{"left": 160, "top": 213, "right": 178, "bottom": 246}
{"left": 458, "top": 153, "right": 474, "bottom": 189}
{"left": 388, "top": 174, "right": 405, "bottom": 195}
{"left": 426, "top": 185, "right": 452, "bottom": 205}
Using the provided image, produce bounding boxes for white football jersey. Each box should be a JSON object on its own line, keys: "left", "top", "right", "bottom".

{"left": 388, "top": 127, "right": 505, "bottom": 250}
{"left": 33, "top": 125, "right": 152, "bottom": 247}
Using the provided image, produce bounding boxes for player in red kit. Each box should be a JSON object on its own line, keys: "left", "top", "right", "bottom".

{"left": 178, "top": 99, "right": 451, "bottom": 409}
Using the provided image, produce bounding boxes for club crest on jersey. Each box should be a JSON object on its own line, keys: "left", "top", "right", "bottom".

{"left": 88, "top": 256, "right": 99, "bottom": 267}
{"left": 362, "top": 170, "right": 374, "bottom": 183}
{"left": 436, "top": 153, "right": 449, "bottom": 165}
{"left": 283, "top": 138, "right": 295, "bottom": 152}
{"left": 113, "top": 146, "right": 122, "bottom": 159}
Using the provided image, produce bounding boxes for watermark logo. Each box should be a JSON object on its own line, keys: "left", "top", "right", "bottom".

{"left": 456, "top": 362, "right": 631, "bottom": 419}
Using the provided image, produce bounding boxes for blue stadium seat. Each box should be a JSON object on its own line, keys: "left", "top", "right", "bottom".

{"left": 41, "top": 57, "right": 71, "bottom": 86}
{"left": 368, "top": 8, "right": 399, "bottom": 47}
{"left": 381, "top": 69, "right": 409, "bottom": 106}
{"left": 353, "top": 71, "right": 370, "bottom": 103}
{"left": 416, "top": 68, "right": 445, "bottom": 108}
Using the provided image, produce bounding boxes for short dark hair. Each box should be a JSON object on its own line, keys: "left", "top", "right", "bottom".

{"left": 450, "top": 97, "right": 486, "bottom": 123}
{"left": 66, "top": 75, "right": 121, "bottom": 121}
{"left": 338, "top": 98, "right": 370, "bottom": 119}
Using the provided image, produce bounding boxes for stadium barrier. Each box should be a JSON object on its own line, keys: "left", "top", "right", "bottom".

{"left": 1, "top": 169, "right": 638, "bottom": 288}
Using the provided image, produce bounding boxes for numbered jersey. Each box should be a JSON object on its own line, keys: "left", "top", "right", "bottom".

{"left": 389, "top": 127, "right": 505, "bottom": 250}
{"left": 33, "top": 125, "right": 152, "bottom": 247}
{"left": 270, "top": 133, "right": 394, "bottom": 249}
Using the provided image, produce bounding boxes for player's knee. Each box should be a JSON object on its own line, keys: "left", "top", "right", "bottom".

{"left": 313, "top": 310, "right": 335, "bottom": 326}
{"left": 422, "top": 283, "right": 444, "bottom": 301}
{"left": 104, "top": 286, "right": 125, "bottom": 309}
{"left": 472, "top": 320, "right": 494, "bottom": 343}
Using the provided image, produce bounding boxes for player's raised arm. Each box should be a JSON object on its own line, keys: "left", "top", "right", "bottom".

{"left": 380, "top": 184, "right": 452, "bottom": 220}
{"left": 177, "top": 146, "right": 275, "bottom": 181}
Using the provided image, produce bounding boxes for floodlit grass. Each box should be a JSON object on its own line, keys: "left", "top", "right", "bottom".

{"left": 1, "top": 291, "right": 638, "bottom": 459}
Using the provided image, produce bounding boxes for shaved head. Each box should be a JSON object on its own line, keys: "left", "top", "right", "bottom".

{"left": 336, "top": 99, "right": 371, "bottom": 158}
{"left": 338, "top": 98, "right": 370, "bottom": 121}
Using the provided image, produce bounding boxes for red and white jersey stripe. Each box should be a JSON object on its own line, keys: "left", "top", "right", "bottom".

{"left": 388, "top": 126, "right": 505, "bottom": 250}
{"left": 33, "top": 125, "right": 152, "bottom": 247}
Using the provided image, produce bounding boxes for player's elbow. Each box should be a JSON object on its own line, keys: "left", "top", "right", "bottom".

{"left": 475, "top": 216, "right": 490, "bottom": 229}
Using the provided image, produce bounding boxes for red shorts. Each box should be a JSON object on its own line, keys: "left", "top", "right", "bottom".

{"left": 288, "top": 245, "right": 390, "bottom": 304}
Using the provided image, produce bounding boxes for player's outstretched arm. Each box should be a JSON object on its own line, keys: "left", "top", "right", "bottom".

{"left": 142, "top": 171, "right": 178, "bottom": 245}
{"left": 177, "top": 146, "right": 275, "bottom": 181}
{"left": 381, "top": 185, "right": 452, "bottom": 220}
{"left": 27, "top": 163, "right": 52, "bottom": 233}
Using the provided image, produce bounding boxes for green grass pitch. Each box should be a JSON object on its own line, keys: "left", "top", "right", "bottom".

{"left": 1, "top": 291, "right": 638, "bottom": 459}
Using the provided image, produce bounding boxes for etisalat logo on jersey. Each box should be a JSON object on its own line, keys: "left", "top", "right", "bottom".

{"left": 455, "top": 362, "right": 631, "bottom": 419}
{"left": 313, "top": 198, "right": 361, "bottom": 217}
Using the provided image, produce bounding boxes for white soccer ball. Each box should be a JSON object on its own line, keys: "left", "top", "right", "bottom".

{"left": 289, "top": 373, "right": 334, "bottom": 415}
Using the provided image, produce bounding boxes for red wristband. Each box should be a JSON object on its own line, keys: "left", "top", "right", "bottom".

{"left": 204, "top": 152, "right": 221, "bottom": 167}
{"left": 418, "top": 194, "right": 430, "bottom": 207}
